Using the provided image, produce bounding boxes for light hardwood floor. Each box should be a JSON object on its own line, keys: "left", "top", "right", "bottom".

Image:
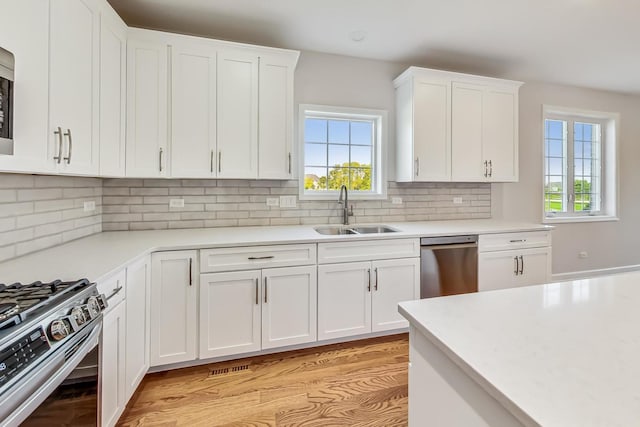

{"left": 117, "top": 334, "right": 409, "bottom": 426}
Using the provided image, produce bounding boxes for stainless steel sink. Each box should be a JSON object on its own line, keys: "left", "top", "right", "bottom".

{"left": 314, "top": 225, "right": 399, "bottom": 235}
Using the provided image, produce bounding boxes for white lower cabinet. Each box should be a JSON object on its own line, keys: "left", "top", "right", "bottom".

{"left": 200, "top": 265, "right": 317, "bottom": 358}
{"left": 150, "top": 251, "right": 198, "bottom": 366}
{"left": 124, "top": 256, "right": 151, "bottom": 400}
{"left": 478, "top": 232, "right": 552, "bottom": 292}
{"left": 318, "top": 258, "right": 420, "bottom": 341}
{"left": 101, "top": 299, "right": 126, "bottom": 427}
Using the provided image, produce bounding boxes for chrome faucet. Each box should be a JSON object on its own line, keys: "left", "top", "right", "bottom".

{"left": 338, "top": 184, "right": 354, "bottom": 225}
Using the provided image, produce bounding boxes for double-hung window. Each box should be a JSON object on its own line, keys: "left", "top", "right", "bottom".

{"left": 299, "top": 105, "right": 387, "bottom": 199}
{"left": 543, "top": 106, "right": 618, "bottom": 222}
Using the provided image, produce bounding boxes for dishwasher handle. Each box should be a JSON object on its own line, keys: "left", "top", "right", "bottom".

{"left": 420, "top": 235, "right": 478, "bottom": 246}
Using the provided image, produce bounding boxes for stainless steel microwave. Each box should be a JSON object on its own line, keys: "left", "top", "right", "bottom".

{"left": 0, "top": 46, "right": 14, "bottom": 155}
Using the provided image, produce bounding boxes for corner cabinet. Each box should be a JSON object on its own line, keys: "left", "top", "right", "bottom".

{"left": 478, "top": 231, "right": 552, "bottom": 292}
{"left": 394, "top": 67, "right": 522, "bottom": 183}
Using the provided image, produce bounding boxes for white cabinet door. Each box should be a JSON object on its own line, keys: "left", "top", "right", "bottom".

{"left": 412, "top": 78, "right": 451, "bottom": 182}
{"left": 124, "top": 256, "right": 150, "bottom": 400}
{"left": 479, "top": 247, "right": 551, "bottom": 292}
{"left": 258, "top": 54, "right": 294, "bottom": 179}
{"left": 126, "top": 36, "right": 168, "bottom": 177}
{"left": 371, "top": 258, "right": 420, "bottom": 332}
{"left": 262, "top": 265, "right": 317, "bottom": 349}
{"left": 318, "top": 262, "right": 372, "bottom": 340}
{"left": 150, "top": 251, "right": 198, "bottom": 366}
{"left": 170, "top": 44, "right": 217, "bottom": 178}
{"left": 49, "top": 0, "right": 99, "bottom": 175}
{"left": 0, "top": 1, "right": 51, "bottom": 173}
{"left": 99, "top": 10, "right": 127, "bottom": 177}
{"left": 451, "top": 82, "right": 484, "bottom": 182}
{"left": 216, "top": 50, "right": 258, "bottom": 178}
{"left": 483, "top": 87, "right": 518, "bottom": 182}
{"left": 101, "top": 300, "right": 126, "bottom": 427}
{"left": 200, "top": 270, "right": 261, "bottom": 358}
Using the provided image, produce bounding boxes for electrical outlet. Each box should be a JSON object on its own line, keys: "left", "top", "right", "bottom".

{"left": 279, "top": 195, "right": 297, "bottom": 208}
{"left": 266, "top": 197, "right": 280, "bottom": 207}
{"left": 169, "top": 199, "right": 185, "bottom": 208}
{"left": 579, "top": 251, "right": 589, "bottom": 259}
{"left": 453, "top": 197, "right": 463, "bottom": 204}
{"left": 392, "top": 197, "right": 403, "bottom": 205}
{"left": 83, "top": 201, "right": 96, "bottom": 212}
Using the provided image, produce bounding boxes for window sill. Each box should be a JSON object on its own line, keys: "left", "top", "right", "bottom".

{"left": 543, "top": 215, "right": 619, "bottom": 224}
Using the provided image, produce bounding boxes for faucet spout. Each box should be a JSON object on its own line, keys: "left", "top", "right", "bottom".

{"left": 338, "top": 184, "right": 353, "bottom": 225}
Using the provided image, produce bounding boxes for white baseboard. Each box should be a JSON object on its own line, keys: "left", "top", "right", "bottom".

{"left": 552, "top": 264, "right": 640, "bottom": 282}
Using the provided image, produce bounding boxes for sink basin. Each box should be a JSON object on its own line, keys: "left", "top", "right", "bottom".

{"left": 350, "top": 225, "right": 398, "bottom": 234}
{"left": 314, "top": 225, "right": 399, "bottom": 235}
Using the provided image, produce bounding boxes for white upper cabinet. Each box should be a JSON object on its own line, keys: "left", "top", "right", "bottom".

{"left": 126, "top": 31, "right": 168, "bottom": 178}
{"left": 258, "top": 53, "right": 297, "bottom": 179}
{"left": 0, "top": 1, "right": 51, "bottom": 174}
{"left": 170, "top": 43, "right": 217, "bottom": 178}
{"left": 49, "top": 0, "right": 100, "bottom": 175}
{"left": 217, "top": 49, "right": 259, "bottom": 179}
{"left": 98, "top": 6, "right": 127, "bottom": 177}
{"left": 394, "top": 67, "right": 521, "bottom": 183}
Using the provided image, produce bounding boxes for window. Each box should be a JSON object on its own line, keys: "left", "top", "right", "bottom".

{"left": 543, "top": 106, "right": 618, "bottom": 222}
{"left": 299, "top": 104, "right": 386, "bottom": 199}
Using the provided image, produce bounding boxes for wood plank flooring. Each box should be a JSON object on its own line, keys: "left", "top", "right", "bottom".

{"left": 117, "top": 334, "right": 409, "bottom": 427}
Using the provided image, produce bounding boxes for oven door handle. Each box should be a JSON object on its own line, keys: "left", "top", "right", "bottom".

{"left": 0, "top": 320, "right": 102, "bottom": 427}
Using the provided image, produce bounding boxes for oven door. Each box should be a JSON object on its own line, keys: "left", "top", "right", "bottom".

{"left": 1, "top": 320, "right": 102, "bottom": 427}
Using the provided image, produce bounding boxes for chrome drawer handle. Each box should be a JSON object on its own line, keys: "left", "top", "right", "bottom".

{"left": 509, "top": 239, "right": 527, "bottom": 243}
{"left": 107, "top": 286, "right": 123, "bottom": 301}
{"left": 248, "top": 256, "right": 275, "bottom": 260}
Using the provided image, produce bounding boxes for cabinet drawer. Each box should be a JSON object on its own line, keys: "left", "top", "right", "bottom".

{"left": 479, "top": 231, "right": 551, "bottom": 253}
{"left": 200, "top": 244, "right": 316, "bottom": 273}
{"left": 318, "top": 239, "right": 419, "bottom": 264}
{"left": 97, "top": 270, "right": 126, "bottom": 312}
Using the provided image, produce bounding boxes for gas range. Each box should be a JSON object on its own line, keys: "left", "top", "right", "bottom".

{"left": 0, "top": 279, "right": 107, "bottom": 425}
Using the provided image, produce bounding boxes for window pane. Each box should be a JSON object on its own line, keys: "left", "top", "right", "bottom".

{"left": 581, "top": 123, "right": 593, "bottom": 141}
{"left": 548, "top": 158, "right": 563, "bottom": 175}
{"left": 546, "top": 120, "right": 564, "bottom": 140}
{"left": 574, "top": 123, "right": 584, "bottom": 141}
{"left": 545, "top": 193, "right": 564, "bottom": 212}
{"left": 328, "top": 144, "right": 349, "bottom": 166}
{"left": 575, "top": 140, "right": 583, "bottom": 158}
{"left": 351, "top": 121, "right": 373, "bottom": 146}
{"left": 305, "top": 119, "right": 327, "bottom": 143}
{"left": 304, "top": 167, "right": 328, "bottom": 191}
{"left": 574, "top": 158, "right": 583, "bottom": 176}
{"left": 328, "top": 120, "right": 349, "bottom": 144}
{"left": 546, "top": 139, "right": 563, "bottom": 157}
{"left": 327, "top": 167, "right": 349, "bottom": 189}
{"left": 304, "top": 143, "right": 327, "bottom": 167}
{"left": 350, "top": 145, "right": 372, "bottom": 166}
{"left": 349, "top": 168, "right": 372, "bottom": 191}
{"left": 546, "top": 176, "right": 564, "bottom": 192}
{"left": 583, "top": 141, "right": 592, "bottom": 158}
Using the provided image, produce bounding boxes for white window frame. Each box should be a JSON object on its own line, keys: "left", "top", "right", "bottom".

{"left": 542, "top": 105, "right": 619, "bottom": 224}
{"left": 298, "top": 104, "right": 387, "bottom": 200}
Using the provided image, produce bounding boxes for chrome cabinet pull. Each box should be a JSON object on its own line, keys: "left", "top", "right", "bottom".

{"left": 367, "top": 269, "right": 371, "bottom": 292}
{"left": 218, "top": 152, "right": 221, "bottom": 173}
{"left": 415, "top": 158, "right": 419, "bottom": 176}
{"left": 489, "top": 160, "right": 493, "bottom": 177}
{"left": 188, "top": 258, "right": 193, "bottom": 286}
{"left": 484, "top": 160, "right": 488, "bottom": 177}
{"left": 159, "top": 148, "right": 163, "bottom": 172}
{"left": 264, "top": 276, "right": 268, "bottom": 303}
{"left": 514, "top": 256, "right": 519, "bottom": 275}
{"left": 63, "top": 129, "right": 72, "bottom": 164}
{"left": 53, "top": 127, "right": 63, "bottom": 163}
{"left": 374, "top": 267, "right": 378, "bottom": 291}
{"left": 288, "top": 152, "right": 292, "bottom": 174}
{"left": 255, "top": 278, "right": 259, "bottom": 305}
{"left": 107, "top": 286, "right": 123, "bottom": 301}
{"left": 509, "top": 239, "right": 527, "bottom": 243}
{"left": 210, "top": 150, "right": 214, "bottom": 173}
{"left": 519, "top": 255, "right": 524, "bottom": 275}
{"left": 248, "top": 255, "right": 275, "bottom": 260}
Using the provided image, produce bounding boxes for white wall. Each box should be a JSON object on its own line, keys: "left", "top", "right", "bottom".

{"left": 495, "top": 81, "right": 640, "bottom": 275}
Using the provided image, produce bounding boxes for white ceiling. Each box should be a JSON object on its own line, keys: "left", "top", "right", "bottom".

{"left": 107, "top": 0, "right": 640, "bottom": 94}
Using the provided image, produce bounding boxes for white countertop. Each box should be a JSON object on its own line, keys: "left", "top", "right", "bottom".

{"left": 399, "top": 271, "right": 640, "bottom": 427}
{"left": 0, "top": 219, "right": 549, "bottom": 285}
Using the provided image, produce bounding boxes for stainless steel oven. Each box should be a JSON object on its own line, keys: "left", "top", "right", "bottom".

{"left": 0, "top": 280, "right": 107, "bottom": 427}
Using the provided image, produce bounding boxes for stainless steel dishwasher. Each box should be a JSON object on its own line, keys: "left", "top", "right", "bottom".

{"left": 420, "top": 235, "right": 478, "bottom": 298}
